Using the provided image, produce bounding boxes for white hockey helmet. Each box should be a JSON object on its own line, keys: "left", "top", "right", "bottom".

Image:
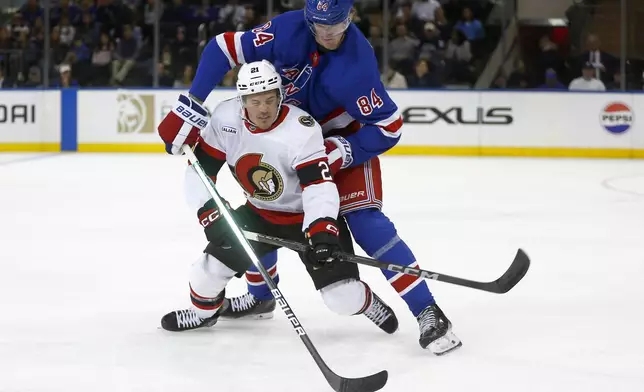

{"left": 236, "top": 60, "right": 283, "bottom": 98}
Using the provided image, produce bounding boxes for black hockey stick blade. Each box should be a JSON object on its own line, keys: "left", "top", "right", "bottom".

{"left": 484, "top": 248, "right": 531, "bottom": 294}
{"left": 328, "top": 370, "right": 388, "bottom": 392}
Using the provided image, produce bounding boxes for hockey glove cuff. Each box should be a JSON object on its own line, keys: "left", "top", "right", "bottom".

{"left": 198, "top": 198, "right": 232, "bottom": 244}
{"left": 324, "top": 136, "right": 353, "bottom": 175}
{"left": 158, "top": 94, "right": 209, "bottom": 155}
{"left": 304, "top": 218, "right": 341, "bottom": 267}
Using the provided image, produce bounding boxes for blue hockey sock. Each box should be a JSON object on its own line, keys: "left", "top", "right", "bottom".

{"left": 245, "top": 251, "right": 278, "bottom": 301}
{"left": 344, "top": 209, "right": 435, "bottom": 317}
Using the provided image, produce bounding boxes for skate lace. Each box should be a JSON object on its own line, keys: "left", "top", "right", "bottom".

{"left": 364, "top": 297, "right": 391, "bottom": 326}
{"left": 176, "top": 309, "right": 203, "bottom": 329}
{"left": 417, "top": 307, "right": 437, "bottom": 334}
{"left": 230, "top": 293, "right": 257, "bottom": 312}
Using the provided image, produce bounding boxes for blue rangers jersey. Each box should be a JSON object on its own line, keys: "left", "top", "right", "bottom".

{"left": 189, "top": 10, "right": 403, "bottom": 167}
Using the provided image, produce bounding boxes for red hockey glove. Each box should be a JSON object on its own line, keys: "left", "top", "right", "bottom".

{"left": 158, "top": 94, "right": 209, "bottom": 155}
{"left": 304, "top": 218, "right": 341, "bottom": 267}
{"left": 324, "top": 136, "right": 353, "bottom": 175}
{"left": 197, "top": 198, "right": 232, "bottom": 244}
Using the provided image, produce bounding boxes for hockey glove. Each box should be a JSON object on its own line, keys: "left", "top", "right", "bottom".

{"left": 198, "top": 198, "right": 232, "bottom": 245}
{"left": 324, "top": 136, "right": 353, "bottom": 175}
{"left": 158, "top": 94, "right": 209, "bottom": 155}
{"left": 304, "top": 218, "right": 342, "bottom": 267}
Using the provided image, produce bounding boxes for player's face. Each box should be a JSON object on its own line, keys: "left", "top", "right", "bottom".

{"left": 312, "top": 21, "right": 349, "bottom": 50}
{"left": 245, "top": 90, "right": 280, "bottom": 129}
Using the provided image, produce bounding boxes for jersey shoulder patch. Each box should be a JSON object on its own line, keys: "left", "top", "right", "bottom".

{"left": 298, "top": 115, "right": 315, "bottom": 127}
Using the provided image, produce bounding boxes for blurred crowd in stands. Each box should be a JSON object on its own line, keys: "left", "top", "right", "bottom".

{"left": 0, "top": 0, "right": 640, "bottom": 90}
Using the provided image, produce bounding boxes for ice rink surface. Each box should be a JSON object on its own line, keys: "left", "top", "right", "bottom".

{"left": 1, "top": 153, "right": 644, "bottom": 392}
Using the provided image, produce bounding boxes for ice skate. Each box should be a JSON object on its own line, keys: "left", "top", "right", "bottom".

{"left": 161, "top": 308, "right": 221, "bottom": 332}
{"left": 417, "top": 303, "right": 462, "bottom": 355}
{"left": 219, "top": 292, "right": 276, "bottom": 320}
{"left": 363, "top": 291, "right": 399, "bottom": 334}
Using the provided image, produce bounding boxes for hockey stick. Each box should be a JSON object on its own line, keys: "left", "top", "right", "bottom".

{"left": 181, "top": 145, "right": 387, "bottom": 392}
{"left": 243, "top": 231, "right": 530, "bottom": 294}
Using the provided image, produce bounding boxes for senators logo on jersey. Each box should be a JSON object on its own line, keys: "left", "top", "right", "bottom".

{"left": 233, "top": 153, "right": 284, "bottom": 202}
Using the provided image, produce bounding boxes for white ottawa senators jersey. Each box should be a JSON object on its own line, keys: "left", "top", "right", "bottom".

{"left": 197, "top": 98, "right": 339, "bottom": 230}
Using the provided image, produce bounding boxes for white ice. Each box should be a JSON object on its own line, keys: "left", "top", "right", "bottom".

{"left": 1, "top": 153, "right": 643, "bottom": 392}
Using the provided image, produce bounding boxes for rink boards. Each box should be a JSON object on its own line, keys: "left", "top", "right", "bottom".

{"left": 0, "top": 88, "right": 642, "bottom": 158}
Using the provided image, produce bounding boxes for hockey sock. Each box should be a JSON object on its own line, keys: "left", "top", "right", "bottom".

{"left": 189, "top": 254, "right": 235, "bottom": 318}
{"left": 245, "top": 251, "right": 279, "bottom": 301}
{"left": 345, "top": 209, "right": 435, "bottom": 317}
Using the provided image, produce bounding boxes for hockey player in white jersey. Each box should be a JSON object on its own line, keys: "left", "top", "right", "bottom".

{"left": 161, "top": 60, "right": 398, "bottom": 334}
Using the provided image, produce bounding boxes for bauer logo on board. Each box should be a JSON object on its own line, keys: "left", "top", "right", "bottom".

{"left": 116, "top": 94, "right": 155, "bottom": 134}
{"left": 599, "top": 102, "right": 634, "bottom": 134}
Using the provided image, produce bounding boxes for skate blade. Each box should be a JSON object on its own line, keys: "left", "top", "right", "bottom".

{"left": 428, "top": 331, "right": 462, "bottom": 356}
{"left": 219, "top": 312, "right": 274, "bottom": 321}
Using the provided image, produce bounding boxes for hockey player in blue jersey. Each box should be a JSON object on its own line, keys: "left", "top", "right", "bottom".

{"left": 158, "top": 0, "right": 461, "bottom": 355}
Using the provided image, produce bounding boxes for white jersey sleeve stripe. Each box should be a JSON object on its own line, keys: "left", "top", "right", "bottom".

{"left": 233, "top": 32, "right": 246, "bottom": 65}
{"left": 215, "top": 33, "right": 236, "bottom": 68}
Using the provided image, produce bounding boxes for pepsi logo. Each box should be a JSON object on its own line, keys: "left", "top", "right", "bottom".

{"left": 599, "top": 102, "right": 634, "bottom": 134}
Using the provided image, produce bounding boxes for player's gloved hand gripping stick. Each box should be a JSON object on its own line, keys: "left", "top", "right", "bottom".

{"left": 180, "top": 144, "right": 388, "bottom": 392}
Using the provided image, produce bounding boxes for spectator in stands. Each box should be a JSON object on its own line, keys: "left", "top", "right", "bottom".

{"left": 454, "top": 6, "right": 484, "bottom": 42}
{"left": 565, "top": 0, "right": 591, "bottom": 53}
{"left": 389, "top": 24, "right": 419, "bottom": 76}
{"left": 54, "top": 63, "right": 79, "bottom": 87}
{"left": 407, "top": 58, "right": 442, "bottom": 88}
{"left": 9, "top": 13, "right": 30, "bottom": 40}
{"left": 507, "top": 59, "right": 528, "bottom": 88}
{"left": 153, "top": 62, "right": 175, "bottom": 87}
{"left": 417, "top": 22, "right": 442, "bottom": 60}
{"left": 160, "top": 43, "right": 174, "bottom": 73}
{"left": 111, "top": 24, "right": 139, "bottom": 85}
{"left": 171, "top": 26, "right": 194, "bottom": 75}
{"left": 49, "top": 26, "right": 70, "bottom": 71}
{"left": 219, "top": 0, "right": 246, "bottom": 28}
{"left": 536, "top": 34, "right": 564, "bottom": 85}
{"left": 22, "top": 65, "right": 42, "bottom": 87}
{"left": 141, "top": 0, "right": 163, "bottom": 41}
{"left": 381, "top": 62, "right": 408, "bottom": 88}
{"left": 162, "top": 0, "right": 190, "bottom": 25}
{"left": 0, "top": 67, "right": 9, "bottom": 88}
{"left": 491, "top": 73, "right": 507, "bottom": 89}
{"left": 77, "top": 12, "right": 98, "bottom": 46}
{"left": 236, "top": 5, "right": 259, "bottom": 31}
{"left": 411, "top": 0, "right": 446, "bottom": 25}
{"left": 219, "top": 67, "right": 238, "bottom": 87}
{"left": 538, "top": 68, "right": 566, "bottom": 90}
{"left": 445, "top": 28, "right": 471, "bottom": 63}
{"left": 576, "top": 33, "right": 616, "bottom": 84}
{"left": 367, "top": 25, "right": 383, "bottom": 51}
{"left": 52, "top": 0, "right": 81, "bottom": 26}
{"left": 605, "top": 70, "right": 638, "bottom": 91}
{"left": 352, "top": 5, "right": 370, "bottom": 37}
{"left": 19, "top": 0, "right": 43, "bottom": 26}
{"left": 91, "top": 32, "right": 114, "bottom": 85}
{"left": 193, "top": 0, "right": 217, "bottom": 25}
{"left": 174, "top": 64, "right": 194, "bottom": 88}
{"left": 444, "top": 28, "right": 472, "bottom": 83}
{"left": 367, "top": 25, "right": 383, "bottom": 66}
{"left": 569, "top": 61, "right": 606, "bottom": 91}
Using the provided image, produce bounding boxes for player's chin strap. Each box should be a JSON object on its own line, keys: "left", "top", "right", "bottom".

{"left": 179, "top": 144, "right": 388, "bottom": 392}
{"left": 242, "top": 230, "right": 531, "bottom": 295}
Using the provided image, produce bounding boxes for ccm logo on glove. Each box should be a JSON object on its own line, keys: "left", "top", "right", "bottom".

{"left": 199, "top": 209, "right": 221, "bottom": 228}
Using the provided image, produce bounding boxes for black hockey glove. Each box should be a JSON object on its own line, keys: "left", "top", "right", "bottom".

{"left": 197, "top": 198, "right": 232, "bottom": 245}
{"left": 304, "top": 218, "right": 342, "bottom": 267}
